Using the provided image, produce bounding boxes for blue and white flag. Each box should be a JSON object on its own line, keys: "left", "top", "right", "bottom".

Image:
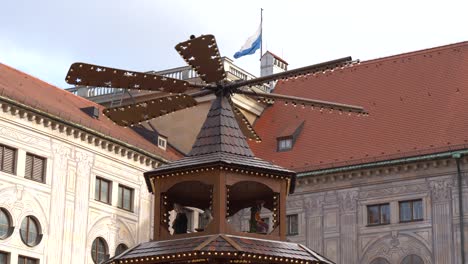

{"left": 233, "top": 24, "right": 262, "bottom": 59}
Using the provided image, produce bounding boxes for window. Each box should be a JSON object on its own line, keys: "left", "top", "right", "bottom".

{"left": 401, "top": 254, "right": 424, "bottom": 264}
{"left": 278, "top": 138, "right": 293, "bottom": 151}
{"left": 185, "top": 208, "right": 194, "bottom": 232}
{"left": 20, "top": 216, "right": 41, "bottom": 247}
{"left": 95, "top": 177, "right": 111, "bottom": 204}
{"left": 0, "top": 145, "right": 16, "bottom": 174}
{"left": 0, "top": 251, "right": 9, "bottom": 264}
{"left": 367, "top": 204, "right": 390, "bottom": 225}
{"left": 18, "top": 256, "right": 38, "bottom": 264}
{"left": 399, "top": 199, "right": 423, "bottom": 222}
{"left": 276, "top": 121, "right": 304, "bottom": 152}
{"left": 370, "top": 258, "right": 390, "bottom": 264}
{"left": 286, "top": 214, "right": 298, "bottom": 236}
{"left": 91, "top": 237, "right": 109, "bottom": 264}
{"left": 157, "top": 136, "right": 167, "bottom": 150}
{"left": 25, "top": 153, "right": 46, "bottom": 183}
{"left": 0, "top": 208, "right": 13, "bottom": 239}
{"left": 118, "top": 185, "right": 134, "bottom": 211}
{"left": 198, "top": 211, "right": 211, "bottom": 231}
{"left": 115, "top": 243, "right": 128, "bottom": 256}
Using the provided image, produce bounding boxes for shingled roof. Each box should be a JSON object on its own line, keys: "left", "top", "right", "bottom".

{"left": 144, "top": 95, "right": 295, "bottom": 191}
{"left": 0, "top": 63, "right": 181, "bottom": 161}
{"left": 250, "top": 41, "right": 468, "bottom": 173}
{"left": 107, "top": 234, "right": 332, "bottom": 264}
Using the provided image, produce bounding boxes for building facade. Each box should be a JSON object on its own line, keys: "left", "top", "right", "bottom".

{"left": 0, "top": 63, "right": 178, "bottom": 263}
{"left": 250, "top": 41, "right": 468, "bottom": 264}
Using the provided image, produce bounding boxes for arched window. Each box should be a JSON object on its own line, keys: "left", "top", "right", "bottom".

{"left": 115, "top": 243, "right": 128, "bottom": 256}
{"left": 227, "top": 181, "right": 278, "bottom": 235}
{"left": 0, "top": 208, "right": 13, "bottom": 239}
{"left": 401, "top": 254, "right": 424, "bottom": 264}
{"left": 91, "top": 237, "right": 109, "bottom": 263}
{"left": 20, "top": 216, "right": 41, "bottom": 246}
{"left": 370, "top": 257, "right": 390, "bottom": 264}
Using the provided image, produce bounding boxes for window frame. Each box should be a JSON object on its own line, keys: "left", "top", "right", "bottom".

{"left": 277, "top": 137, "right": 293, "bottom": 152}
{"left": 25, "top": 153, "right": 46, "bottom": 183}
{"left": 366, "top": 203, "right": 390, "bottom": 226}
{"left": 19, "top": 216, "right": 42, "bottom": 247}
{"left": 157, "top": 137, "right": 167, "bottom": 150}
{"left": 115, "top": 243, "right": 129, "bottom": 256}
{"left": 0, "top": 208, "right": 13, "bottom": 240}
{"left": 18, "top": 255, "right": 38, "bottom": 264}
{"left": 117, "top": 184, "right": 134, "bottom": 212}
{"left": 286, "top": 214, "right": 299, "bottom": 236}
{"left": 95, "top": 177, "right": 112, "bottom": 205}
{"left": 399, "top": 199, "right": 424, "bottom": 223}
{"left": 91, "top": 237, "right": 109, "bottom": 264}
{"left": 0, "top": 144, "right": 16, "bottom": 175}
{"left": 0, "top": 250, "right": 9, "bottom": 264}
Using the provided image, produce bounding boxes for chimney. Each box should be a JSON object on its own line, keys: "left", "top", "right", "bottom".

{"left": 260, "top": 51, "right": 288, "bottom": 92}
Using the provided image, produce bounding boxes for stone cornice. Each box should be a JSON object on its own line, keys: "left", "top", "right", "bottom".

{"left": 0, "top": 96, "right": 165, "bottom": 168}
{"left": 295, "top": 157, "right": 467, "bottom": 190}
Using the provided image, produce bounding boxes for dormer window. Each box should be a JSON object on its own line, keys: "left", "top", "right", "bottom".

{"left": 157, "top": 136, "right": 167, "bottom": 150}
{"left": 278, "top": 138, "right": 293, "bottom": 151}
{"left": 276, "top": 120, "right": 304, "bottom": 152}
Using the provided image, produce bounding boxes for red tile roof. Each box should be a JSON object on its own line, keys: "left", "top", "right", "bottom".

{"left": 251, "top": 41, "right": 468, "bottom": 173}
{"left": 0, "top": 63, "right": 180, "bottom": 161}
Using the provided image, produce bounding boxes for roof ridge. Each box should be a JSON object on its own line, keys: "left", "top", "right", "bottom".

{"left": 359, "top": 40, "right": 468, "bottom": 66}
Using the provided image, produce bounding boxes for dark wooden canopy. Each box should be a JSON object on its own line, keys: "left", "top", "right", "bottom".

{"left": 107, "top": 234, "right": 333, "bottom": 264}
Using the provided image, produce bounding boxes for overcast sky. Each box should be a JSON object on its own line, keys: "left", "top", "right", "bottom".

{"left": 1, "top": 0, "right": 467, "bottom": 88}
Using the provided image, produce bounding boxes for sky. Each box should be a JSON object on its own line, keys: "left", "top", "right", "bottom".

{"left": 1, "top": 0, "right": 468, "bottom": 88}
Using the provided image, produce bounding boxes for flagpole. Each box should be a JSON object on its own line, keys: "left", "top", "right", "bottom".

{"left": 260, "top": 8, "right": 263, "bottom": 61}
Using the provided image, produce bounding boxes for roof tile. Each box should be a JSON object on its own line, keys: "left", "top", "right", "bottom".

{"left": 250, "top": 41, "right": 468, "bottom": 172}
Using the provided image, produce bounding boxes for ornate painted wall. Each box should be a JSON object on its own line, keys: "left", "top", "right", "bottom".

{"left": 285, "top": 159, "right": 468, "bottom": 264}
{"left": 0, "top": 104, "right": 157, "bottom": 263}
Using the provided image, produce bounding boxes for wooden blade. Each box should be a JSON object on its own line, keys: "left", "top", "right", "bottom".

{"left": 65, "top": 62, "right": 197, "bottom": 93}
{"left": 175, "top": 34, "right": 226, "bottom": 84}
{"left": 228, "top": 99, "right": 261, "bottom": 142}
{"left": 103, "top": 94, "right": 197, "bottom": 127}
{"left": 226, "top": 57, "right": 355, "bottom": 90}
{"left": 237, "top": 90, "right": 368, "bottom": 115}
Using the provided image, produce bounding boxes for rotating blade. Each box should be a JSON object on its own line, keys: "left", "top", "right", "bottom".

{"left": 226, "top": 57, "right": 355, "bottom": 90}
{"left": 228, "top": 99, "right": 261, "bottom": 142}
{"left": 237, "top": 90, "right": 368, "bottom": 115}
{"left": 103, "top": 94, "right": 197, "bottom": 127}
{"left": 175, "top": 34, "right": 226, "bottom": 83}
{"left": 65, "top": 62, "right": 198, "bottom": 93}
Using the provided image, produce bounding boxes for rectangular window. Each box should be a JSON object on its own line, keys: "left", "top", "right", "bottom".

{"left": 117, "top": 185, "right": 134, "bottom": 211}
{"left": 367, "top": 203, "right": 390, "bottom": 225}
{"left": 18, "top": 255, "right": 38, "bottom": 264}
{"left": 25, "top": 153, "right": 46, "bottom": 183}
{"left": 286, "top": 214, "right": 298, "bottom": 236}
{"left": 278, "top": 138, "right": 293, "bottom": 151}
{"left": 157, "top": 137, "right": 167, "bottom": 150}
{"left": 0, "top": 145, "right": 16, "bottom": 175}
{"left": 0, "top": 251, "right": 9, "bottom": 264}
{"left": 95, "top": 177, "right": 111, "bottom": 204}
{"left": 399, "top": 199, "right": 423, "bottom": 222}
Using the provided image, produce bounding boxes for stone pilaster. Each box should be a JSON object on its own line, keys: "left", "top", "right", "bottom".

{"left": 429, "top": 178, "right": 454, "bottom": 264}
{"left": 47, "top": 142, "right": 71, "bottom": 263}
{"left": 304, "top": 194, "right": 324, "bottom": 254}
{"left": 338, "top": 189, "right": 358, "bottom": 264}
{"left": 71, "top": 150, "right": 94, "bottom": 264}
